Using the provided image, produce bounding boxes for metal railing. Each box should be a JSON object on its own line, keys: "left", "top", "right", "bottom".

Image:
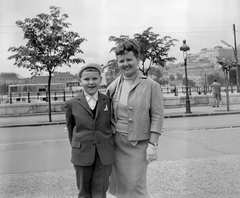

{"left": 0, "top": 85, "right": 238, "bottom": 104}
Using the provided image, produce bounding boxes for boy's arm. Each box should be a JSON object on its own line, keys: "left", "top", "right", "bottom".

{"left": 65, "top": 101, "right": 75, "bottom": 143}
{"left": 109, "top": 97, "right": 116, "bottom": 134}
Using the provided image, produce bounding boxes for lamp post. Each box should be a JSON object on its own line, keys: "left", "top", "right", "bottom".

{"left": 180, "top": 40, "right": 191, "bottom": 113}
{"left": 221, "top": 39, "right": 239, "bottom": 92}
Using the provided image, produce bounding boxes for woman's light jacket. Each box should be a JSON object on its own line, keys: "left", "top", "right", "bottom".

{"left": 106, "top": 71, "right": 164, "bottom": 141}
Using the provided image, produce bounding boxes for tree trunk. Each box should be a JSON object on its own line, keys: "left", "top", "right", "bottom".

{"left": 225, "top": 71, "right": 230, "bottom": 111}
{"left": 48, "top": 72, "right": 52, "bottom": 122}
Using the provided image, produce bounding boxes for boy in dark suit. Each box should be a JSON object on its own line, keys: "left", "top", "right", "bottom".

{"left": 65, "top": 63, "right": 114, "bottom": 198}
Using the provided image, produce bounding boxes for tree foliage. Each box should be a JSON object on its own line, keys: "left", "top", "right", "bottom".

{"left": 169, "top": 74, "right": 175, "bottom": 81}
{"left": 104, "top": 59, "right": 121, "bottom": 85}
{"left": 176, "top": 73, "right": 183, "bottom": 81}
{"left": 109, "top": 27, "right": 178, "bottom": 76}
{"left": 8, "top": 6, "right": 86, "bottom": 121}
{"left": 207, "top": 72, "right": 225, "bottom": 85}
{"left": 216, "top": 57, "right": 235, "bottom": 73}
{"left": 0, "top": 84, "right": 8, "bottom": 95}
{"left": 182, "top": 77, "right": 196, "bottom": 87}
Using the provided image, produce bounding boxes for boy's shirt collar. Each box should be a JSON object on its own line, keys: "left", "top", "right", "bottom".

{"left": 84, "top": 91, "right": 98, "bottom": 102}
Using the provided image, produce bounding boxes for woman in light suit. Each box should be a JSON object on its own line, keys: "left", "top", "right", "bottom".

{"left": 106, "top": 39, "right": 164, "bottom": 198}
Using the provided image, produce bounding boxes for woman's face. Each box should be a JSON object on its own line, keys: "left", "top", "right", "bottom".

{"left": 117, "top": 51, "right": 139, "bottom": 78}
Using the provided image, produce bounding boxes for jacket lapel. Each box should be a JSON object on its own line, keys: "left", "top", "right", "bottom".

{"left": 77, "top": 92, "right": 93, "bottom": 116}
{"left": 130, "top": 71, "right": 146, "bottom": 91}
{"left": 95, "top": 92, "right": 106, "bottom": 120}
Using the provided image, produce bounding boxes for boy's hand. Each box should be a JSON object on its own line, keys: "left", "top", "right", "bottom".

{"left": 146, "top": 144, "right": 157, "bottom": 164}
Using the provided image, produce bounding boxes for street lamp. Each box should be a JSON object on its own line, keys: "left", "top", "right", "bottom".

{"left": 221, "top": 40, "right": 239, "bottom": 92}
{"left": 180, "top": 40, "right": 191, "bottom": 113}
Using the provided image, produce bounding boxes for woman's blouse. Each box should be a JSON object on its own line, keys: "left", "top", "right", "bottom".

{"left": 115, "top": 78, "right": 132, "bottom": 135}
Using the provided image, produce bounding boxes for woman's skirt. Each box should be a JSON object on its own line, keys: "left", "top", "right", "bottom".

{"left": 108, "top": 132, "right": 150, "bottom": 198}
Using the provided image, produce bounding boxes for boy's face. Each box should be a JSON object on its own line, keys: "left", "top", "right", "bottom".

{"left": 80, "top": 70, "right": 102, "bottom": 95}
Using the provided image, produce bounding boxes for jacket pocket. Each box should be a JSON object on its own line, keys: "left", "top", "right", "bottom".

{"left": 72, "top": 142, "right": 81, "bottom": 149}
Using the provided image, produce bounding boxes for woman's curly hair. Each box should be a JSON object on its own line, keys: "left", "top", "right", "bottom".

{"left": 115, "top": 39, "right": 141, "bottom": 59}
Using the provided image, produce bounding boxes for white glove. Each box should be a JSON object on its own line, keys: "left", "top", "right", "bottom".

{"left": 146, "top": 144, "right": 158, "bottom": 164}
{"left": 64, "top": 126, "right": 68, "bottom": 134}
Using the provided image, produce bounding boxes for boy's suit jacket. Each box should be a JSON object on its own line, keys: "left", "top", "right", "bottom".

{"left": 65, "top": 91, "right": 114, "bottom": 166}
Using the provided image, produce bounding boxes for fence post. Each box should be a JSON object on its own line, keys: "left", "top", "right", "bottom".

{"left": 189, "top": 87, "right": 192, "bottom": 95}
{"left": 63, "top": 89, "right": 66, "bottom": 101}
{"left": 174, "top": 88, "right": 178, "bottom": 96}
{"left": 72, "top": 91, "right": 74, "bottom": 97}
{"left": 54, "top": 91, "right": 57, "bottom": 101}
{"left": 10, "top": 92, "right": 12, "bottom": 104}
{"left": 28, "top": 91, "right": 30, "bottom": 103}
{"left": 45, "top": 91, "right": 48, "bottom": 102}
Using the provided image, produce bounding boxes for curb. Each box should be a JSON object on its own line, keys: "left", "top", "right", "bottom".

{"left": 164, "top": 110, "right": 240, "bottom": 118}
{"left": 1, "top": 111, "right": 240, "bottom": 128}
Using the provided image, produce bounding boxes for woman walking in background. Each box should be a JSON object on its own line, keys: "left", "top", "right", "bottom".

{"left": 106, "top": 39, "right": 164, "bottom": 198}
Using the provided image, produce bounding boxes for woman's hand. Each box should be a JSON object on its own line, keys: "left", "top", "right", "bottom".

{"left": 146, "top": 143, "right": 158, "bottom": 164}
{"left": 64, "top": 126, "right": 68, "bottom": 134}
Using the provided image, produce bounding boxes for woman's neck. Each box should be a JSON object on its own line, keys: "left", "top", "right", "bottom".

{"left": 123, "top": 70, "right": 138, "bottom": 80}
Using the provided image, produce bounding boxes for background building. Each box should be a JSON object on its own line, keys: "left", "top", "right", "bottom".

{"left": 165, "top": 46, "right": 240, "bottom": 86}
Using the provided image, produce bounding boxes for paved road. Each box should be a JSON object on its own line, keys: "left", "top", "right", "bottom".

{"left": 1, "top": 110, "right": 240, "bottom": 197}
{"left": 1, "top": 114, "right": 240, "bottom": 174}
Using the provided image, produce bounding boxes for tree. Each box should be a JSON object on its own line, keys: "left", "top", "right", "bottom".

{"left": 216, "top": 57, "right": 235, "bottom": 111}
{"left": 169, "top": 74, "right": 175, "bottom": 81}
{"left": 0, "top": 84, "right": 8, "bottom": 95}
{"left": 104, "top": 59, "right": 120, "bottom": 85}
{"left": 109, "top": 27, "right": 178, "bottom": 76}
{"left": 8, "top": 6, "right": 86, "bottom": 122}
{"left": 207, "top": 73, "right": 224, "bottom": 85}
{"left": 182, "top": 77, "right": 196, "bottom": 87}
{"left": 176, "top": 73, "right": 183, "bottom": 81}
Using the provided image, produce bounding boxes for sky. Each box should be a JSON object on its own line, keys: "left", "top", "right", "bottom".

{"left": 0, "top": 0, "right": 240, "bottom": 77}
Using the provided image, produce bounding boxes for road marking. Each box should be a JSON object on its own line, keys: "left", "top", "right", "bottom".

{"left": 0, "top": 138, "right": 68, "bottom": 147}
{"left": 163, "top": 126, "right": 240, "bottom": 134}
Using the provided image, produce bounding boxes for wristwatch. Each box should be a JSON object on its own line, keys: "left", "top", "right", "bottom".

{"left": 148, "top": 142, "right": 158, "bottom": 147}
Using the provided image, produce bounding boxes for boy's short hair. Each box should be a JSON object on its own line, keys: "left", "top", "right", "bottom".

{"left": 78, "top": 63, "right": 102, "bottom": 78}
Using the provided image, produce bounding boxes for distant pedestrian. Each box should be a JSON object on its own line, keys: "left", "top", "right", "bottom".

{"left": 65, "top": 63, "right": 114, "bottom": 198}
{"left": 210, "top": 79, "right": 221, "bottom": 107}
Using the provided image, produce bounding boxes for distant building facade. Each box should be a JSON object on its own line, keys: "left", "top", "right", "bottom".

{"left": 166, "top": 46, "right": 240, "bottom": 86}
{"left": 0, "top": 73, "right": 27, "bottom": 85}
{"left": 29, "top": 72, "right": 77, "bottom": 84}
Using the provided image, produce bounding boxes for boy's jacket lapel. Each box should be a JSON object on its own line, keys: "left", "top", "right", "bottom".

{"left": 95, "top": 93, "right": 106, "bottom": 120}
{"left": 77, "top": 92, "right": 93, "bottom": 116}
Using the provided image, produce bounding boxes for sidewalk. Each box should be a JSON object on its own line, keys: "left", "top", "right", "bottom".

{"left": 1, "top": 104, "right": 240, "bottom": 128}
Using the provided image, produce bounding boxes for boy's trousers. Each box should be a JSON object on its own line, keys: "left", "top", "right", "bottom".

{"left": 74, "top": 147, "right": 112, "bottom": 198}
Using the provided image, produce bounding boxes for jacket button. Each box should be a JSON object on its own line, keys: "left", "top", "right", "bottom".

{"left": 129, "top": 107, "right": 133, "bottom": 110}
{"left": 92, "top": 142, "right": 96, "bottom": 145}
{"left": 129, "top": 119, "right": 133, "bottom": 122}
